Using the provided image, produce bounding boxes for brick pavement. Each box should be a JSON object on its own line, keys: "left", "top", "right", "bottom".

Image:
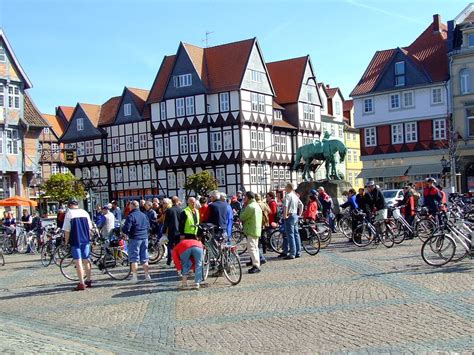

{"left": 0, "top": 235, "right": 472, "bottom": 353}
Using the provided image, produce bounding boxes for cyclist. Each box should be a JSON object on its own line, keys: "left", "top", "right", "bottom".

{"left": 365, "top": 181, "right": 387, "bottom": 223}
{"left": 398, "top": 185, "right": 416, "bottom": 231}
{"left": 340, "top": 189, "right": 359, "bottom": 241}
{"left": 423, "top": 177, "right": 442, "bottom": 217}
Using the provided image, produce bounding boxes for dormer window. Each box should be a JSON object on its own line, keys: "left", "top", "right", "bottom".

{"left": 173, "top": 74, "right": 192, "bottom": 88}
{"left": 395, "top": 61, "right": 405, "bottom": 86}
{"left": 124, "top": 103, "right": 131, "bottom": 116}
{"left": 274, "top": 110, "right": 282, "bottom": 120}
{"left": 0, "top": 46, "right": 5, "bottom": 62}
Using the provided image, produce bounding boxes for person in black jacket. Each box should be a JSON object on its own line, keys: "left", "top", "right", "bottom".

{"left": 365, "top": 181, "right": 387, "bottom": 222}
{"left": 163, "top": 196, "right": 182, "bottom": 266}
{"left": 208, "top": 190, "right": 228, "bottom": 237}
{"left": 355, "top": 188, "right": 369, "bottom": 213}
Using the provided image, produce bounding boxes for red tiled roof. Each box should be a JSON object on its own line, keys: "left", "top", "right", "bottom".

{"left": 147, "top": 55, "right": 176, "bottom": 104}
{"left": 42, "top": 113, "right": 66, "bottom": 137}
{"left": 58, "top": 106, "right": 74, "bottom": 120}
{"left": 266, "top": 56, "right": 308, "bottom": 104}
{"left": 326, "top": 87, "right": 338, "bottom": 98}
{"left": 98, "top": 96, "right": 121, "bottom": 126}
{"left": 343, "top": 99, "right": 353, "bottom": 111}
{"left": 79, "top": 103, "right": 102, "bottom": 127}
{"left": 183, "top": 43, "right": 207, "bottom": 87}
{"left": 127, "top": 87, "right": 149, "bottom": 114}
{"left": 23, "top": 93, "right": 48, "bottom": 127}
{"left": 273, "top": 119, "right": 296, "bottom": 129}
{"left": 351, "top": 17, "right": 448, "bottom": 97}
{"left": 272, "top": 101, "right": 285, "bottom": 110}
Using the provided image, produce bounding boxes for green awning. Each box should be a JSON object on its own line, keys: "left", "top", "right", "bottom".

{"left": 406, "top": 164, "right": 442, "bottom": 176}
{"left": 357, "top": 166, "right": 409, "bottom": 179}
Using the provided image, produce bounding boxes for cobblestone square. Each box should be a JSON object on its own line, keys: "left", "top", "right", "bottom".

{"left": 0, "top": 235, "right": 472, "bottom": 353}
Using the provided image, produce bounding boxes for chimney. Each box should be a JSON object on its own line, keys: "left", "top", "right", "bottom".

{"left": 326, "top": 84, "right": 330, "bottom": 89}
{"left": 433, "top": 14, "right": 441, "bottom": 33}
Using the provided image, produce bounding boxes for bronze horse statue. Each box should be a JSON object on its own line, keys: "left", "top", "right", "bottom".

{"left": 292, "top": 133, "right": 347, "bottom": 181}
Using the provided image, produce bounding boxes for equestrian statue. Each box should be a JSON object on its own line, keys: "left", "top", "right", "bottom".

{"left": 292, "top": 132, "right": 347, "bottom": 181}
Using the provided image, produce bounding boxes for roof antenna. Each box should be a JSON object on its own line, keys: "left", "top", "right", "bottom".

{"left": 202, "top": 31, "right": 214, "bottom": 48}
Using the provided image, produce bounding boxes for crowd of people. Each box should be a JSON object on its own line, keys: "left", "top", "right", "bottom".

{"left": 0, "top": 176, "right": 451, "bottom": 291}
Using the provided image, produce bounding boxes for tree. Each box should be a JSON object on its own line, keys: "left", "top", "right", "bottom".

{"left": 41, "top": 172, "right": 86, "bottom": 204}
{"left": 184, "top": 171, "right": 218, "bottom": 197}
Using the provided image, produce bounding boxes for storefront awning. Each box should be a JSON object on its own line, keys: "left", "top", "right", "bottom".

{"left": 406, "top": 164, "right": 442, "bottom": 176}
{"left": 357, "top": 168, "right": 385, "bottom": 179}
{"left": 357, "top": 166, "right": 409, "bottom": 179}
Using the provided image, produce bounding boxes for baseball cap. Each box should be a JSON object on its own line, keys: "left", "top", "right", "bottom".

{"left": 67, "top": 197, "right": 78, "bottom": 205}
{"left": 102, "top": 205, "right": 109, "bottom": 210}
{"left": 310, "top": 189, "right": 317, "bottom": 195}
{"left": 365, "top": 181, "right": 375, "bottom": 187}
{"left": 425, "top": 177, "right": 436, "bottom": 183}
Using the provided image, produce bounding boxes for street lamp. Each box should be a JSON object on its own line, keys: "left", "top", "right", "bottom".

{"left": 260, "top": 143, "right": 277, "bottom": 194}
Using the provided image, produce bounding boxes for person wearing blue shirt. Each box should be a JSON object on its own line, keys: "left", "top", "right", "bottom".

{"left": 111, "top": 200, "right": 122, "bottom": 228}
{"left": 221, "top": 193, "right": 234, "bottom": 241}
{"left": 340, "top": 189, "right": 360, "bottom": 243}
{"left": 122, "top": 200, "right": 151, "bottom": 283}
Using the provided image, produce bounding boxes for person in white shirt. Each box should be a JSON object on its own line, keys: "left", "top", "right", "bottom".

{"left": 281, "top": 183, "right": 303, "bottom": 259}
{"left": 98, "top": 206, "right": 115, "bottom": 239}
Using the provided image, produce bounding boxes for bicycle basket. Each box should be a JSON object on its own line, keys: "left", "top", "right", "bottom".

{"left": 392, "top": 208, "right": 401, "bottom": 219}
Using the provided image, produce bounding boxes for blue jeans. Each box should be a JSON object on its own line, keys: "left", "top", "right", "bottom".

{"left": 128, "top": 238, "right": 149, "bottom": 264}
{"left": 181, "top": 246, "right": 203, "bottom": 284}
{"left": 284, "top": 214, "right": 301, "bottom": 257}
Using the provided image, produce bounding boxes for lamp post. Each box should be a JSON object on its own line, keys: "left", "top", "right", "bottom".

{"left": 260, "top": 143, "right": 277, "bottom": 194}
{"left": 440, "top": 156, "right": 450, "bottom": 188}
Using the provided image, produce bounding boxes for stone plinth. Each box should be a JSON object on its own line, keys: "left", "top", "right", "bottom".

{"left": 296, "top": 180, "right": 352, "bottom": 214}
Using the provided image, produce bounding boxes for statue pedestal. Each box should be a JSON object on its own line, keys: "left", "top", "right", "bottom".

{"left": 296, "top": 180, "right": 352, "bottom": 214}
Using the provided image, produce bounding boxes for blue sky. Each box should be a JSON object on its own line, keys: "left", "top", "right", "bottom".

{"left": 0, "top": 0, "right": 466, "bottom": 114}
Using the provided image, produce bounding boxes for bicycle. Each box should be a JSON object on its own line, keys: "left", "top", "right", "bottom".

{"left": 40, "top": 227, "right": 67, "bottom": 267}
{"left": 148, "top": 232, "right": 167, "bottom": 264}
{"left": 352, "top": 211, "right": 395, "bottom": 248}
{"left": 199, "top": 223, "right": 242, "bottom": 285}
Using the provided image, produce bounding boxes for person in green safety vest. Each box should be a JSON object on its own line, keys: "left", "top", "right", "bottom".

{"left": 179, "top": 197, "right": 200, "bottom": 240}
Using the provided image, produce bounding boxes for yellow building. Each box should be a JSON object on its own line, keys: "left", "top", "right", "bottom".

{"left": 449, "top": 4, "right": 474, "bottom": 192}
{"left": 343, "top": 100, "right": 363, "bottom": 189}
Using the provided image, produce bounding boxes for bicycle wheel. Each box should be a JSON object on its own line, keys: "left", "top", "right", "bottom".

{"left": 339, "top": 217, "right": 352, "bottom": 240}
{"left": 59, "top": 253, "right": 79, "bottom": 281}
{"left": 269, "top": 229, "right": 285, "bottom": 254}
{"left": 28, "top": 234, "right": 39, "bottom": 254}
{"left": 416, "top": 219, "right": 436, "bottom": 242}
{"left": 315, "top": 221, "right": 332, "bottom": 246}
{"left": 302, "top": 229, "right": 320, "bottom": 256}
{"left": 3, "top": 237, "right": 14, "bottom": 255}
{"left": 202, "top": 248, "right": 210, "bottom": 281}
{"left": 393, "top": 220, "right": 407, "bottom": 244}
{"left": 149, "top": 242, "right": 166, "bottom": 264}
{"left": 40, "top": 242, "right": 53, "bottom": 267}
{"left": 17, "top": 233, "right": 28, "bottom": 253}
{"left": 104, "top": 247, "right": 131, "bottom": 280}
{"left": 231, "top": 231, "right": 247, "bottom": 255}
{"left": 222, "top": 248, "right": 242, "bottom": 285}
{"left": 352, "top": 223, "right": 373, "bottom": 247}
{"left": 421, "top": 234, "right": 455, "bottom": 267}
{"left": 380, "top": 224, "right": 395, "bottom": 248}
{"left": 54, "top": 245, "right": 69, "bottom": 266}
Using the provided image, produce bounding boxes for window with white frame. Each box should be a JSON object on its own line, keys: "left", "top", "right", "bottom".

{"left": 52, "top": 164, "right": 59, "bottom": 175}
{"left": 335, "top": 101, "right": 341, "bottom": 115}
{"left": 211, "top": 132, "right": 222, "bottom": 151}
{"left": 347, "top": 149, "right": 352, "bottom": 163}
{"left": 82, "top": 167, "right": 91, "bottom": 179}
{"left": 219, "top": 92, "right": 229, "bottom": 112}
{"left": 112, "top": 137, "right": 119, "bottom": 152}
{"left": 274, "top": 136, "right": 280, "bottom": 153}
{"left": 189, "top": 134, "right": 198, "bottom": 153}
{"left": 164, "top": 138, "right": 169, "bottom": 156}
{"left": 363, "top": 98, "right": 373, "bottom": 113}
{"left": 167, "top": 172, "right": 176, "bottom": 189}
{"left": 433, "top": 119, "right": 446, "bottom": 140}
{"left": 85, "top": 141, "right": 93, "bottom": 155}
{"left": 160, "top": 102, "right": 166, "bottom": 120}
{"left": 0, "top": 46, "right": 5, "bottom": 62}
{"left": 258, "top": 131, "right": 264, "bottom": 150}
{"left": 257, "top": 166, "right": 263, "bottom": 182}
{"left": 91, "top": 166, "right": 99, "bottom": 179}
{"left": 6, "top": 129, "right": 18, "bottom": 154}
{"left": 250, "top": 70, "right": 264, "bottom": 83}
{"left": 185, "top": 96, "right": 194, "bottom": 115}
{"left": 215, "top": 168, "right": 225, "bottom": 185}
{"left": 177, "top": 171, "right": 186, "bottom": 188}
{"left": 173, "top": 74, "right": 192, "bottom": 88}
{"left": 390, "top": 93, "right": 400, "bottom": 109}
{"left": 395, "top": 61, "right": 405, "bottom": 86}
{"left": 250, "top": 131, "right": 257, "bottom": 150}
{"left": 258, "top": 94, "right": 265, "bottom": 113}
{"left": 176, "top": 98, "right": 185, "bottom": 117}
{"left": 179, "top": 135, "right": 188, "bottom": 154}
{"left": 51, "top": 143, "right": 59, "bottom": 154}
{"left": 405, "top": 122, "right": 417, "bottom": 143}
{"left": 308, "top": 105, "right": 315, "bottom": 120}
{"left": 431, "top": 87, "right": 443, "bottom": 104}
{"left": 124, "top": 103, "right": 131, "bottom": 116}
{"left": 402, "top": 91, "right": 414, "bottom": 107}
{"left": 364, "top": 127, "right": 376, "bottom": 147}
{"left": 43, "top": 127, "right": 50, "bottom": 135}
{"left": 8, "top": 85, "right": 20, "bottom": 109}
{"left": 468, "top": 109, "right": 474, "bottom": 137}
{"left": 77, "top": 142, "right": 84, "bottom": 155}
{"left": 280, "top": 135, "right": 287, "bottom": 153}
{"left": 338, "top": 125, "right": 343, "bottom": 138}
{"left": 285, "top": 170, "right": 290, "bottom": 180}
{"left": 115, "top": 167, "right": 123, "bottom": 182}
{"left": 155, "top": 138, "right": 163, "bottom": 157}
{"left": 77, "top": 118, "right": 84, "bottom": 131}
{"left": 129, "top": 165, "right": 137, "bottom": 180}
{"left": 251, "top": 93, "right": 259, "bottom": 111}
{"left": 223, "top": 131, "right": 232, "bottom": 150}
{"left": 139, "top": 134, "right": 147, "bottom": 149}
{"left": 250, "top": 167, "right": 257, "bottom": 184}
{"left": 307, "top": 90, "right": 314, "bottom": 103}
{"left": 274, "top": 110, "right": 282, "bottom": 120}
{"left": 0, "top": 84, "right": 4, "bottom": 107}
{"left": 391, "top": 124, "right": 404, "bottom": 144}
{"left": 61, "top": 166, "right": 69, "bottom": 174}
{"left": 143, "top": 165, "right": 151, "bottom": 179}
{"left": 279, "top": 170, "right": 285, "bottom": 181}
{"left": 330, "top": 124, "right": 336, "bottom": 137}
{"left": 303, "top": 104, "right": 309, "bottom": 120}
{"left": 126, "top": 136, "right": 133, "bottom": 150}
{"left": 460, "top": 69, "right": 470, "bottom": 94}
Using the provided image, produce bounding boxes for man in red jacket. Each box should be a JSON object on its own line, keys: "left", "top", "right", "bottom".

{"left": 266, "top": 192, "right": 278, "bottom": 226}
{"left": 172, "top": 239, "right": 204, "bottom": 290}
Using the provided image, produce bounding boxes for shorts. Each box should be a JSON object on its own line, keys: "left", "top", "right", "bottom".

{"left": 128, "top": 238, "right": 149, "bottom": 264}
{"left": 375, "top": 209, "right": 388, "bottom": 222}
{"left": 71, "top": 244, "right": 91, "bottom": 260}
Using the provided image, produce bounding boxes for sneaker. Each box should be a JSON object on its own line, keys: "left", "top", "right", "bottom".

{"left": 248, "top": 266, "right": 261, "bottom": 274}
{"left": 73, "top": 283, "right": 85, "bottom": 291}
{"left": 260, "top": 259, "right": 267, "bottom": 265}
{"left": 192, "top": 283, "right": 200, "bottom": 290}
{"left": 130, "top": 274, "right": 139, "bottom": 284}
{"left": 181, "top": 275, "right": 188, "bottom": 289}
{"left": 284, "top": 255, "right": 295, "bottom": 260}
{"left": 295, "top": 255, "right": 301, "bottom": 258}
{"left": 277, "top": 253, "right": 288, "bottom": 258}
{"left": 144, "top": 274, "right": 152, "bottom": 282}
{"left": 85, "top": 280, "right": 93, "bottom": 288}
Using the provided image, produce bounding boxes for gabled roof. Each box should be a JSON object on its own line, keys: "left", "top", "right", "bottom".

{"left": 98, "top": 96, "right": 121, "bottom": 126}
{"left": 42, "top": 113, "right": 66, "bottom": 137}
{"left": 318, "top": 82, "right": 330, "bottom": 99}
{"left": 326, "top": 86, "right": 344, "bottom": 101}
{"left": 23, "top": 93, "right": 48, "bottom": 127}
{"left": 127, "top": 87, "right": 149, "bottom": 114}
{"left": 266, "top": 56, "right": 308, "bottom": 105}
{"left": 0, "top": 28, "right": 32, "bottom": 89}
{"left": 343, "top": 99, "right": 354, "bottom": 112}
{"left": 79, "top": 103, "right": 102, "bottom": 126}
{"left": 182, "top": 43, "right": 207, "bottom": 87}
{"left": 147, "top": 55, "right": 176, "bottom": 104}
{"left": 351, "top": 15, "right": 448, "bottom": 97}
{"left": 57, "top": 106, "right": 74, "bottom": 120}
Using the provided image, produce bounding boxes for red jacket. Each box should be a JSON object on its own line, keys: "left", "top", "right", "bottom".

{"left": 199, "top": 204, "right": 210, "bottom": 223}
{"left": 172, "top": 239, "right": 203, "bottom": 271}
{"left": 268, "top": 200, "right": 278, "bottom": 224}
{"left": 304, "top": 201, "right": 318, "bottom": 220}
